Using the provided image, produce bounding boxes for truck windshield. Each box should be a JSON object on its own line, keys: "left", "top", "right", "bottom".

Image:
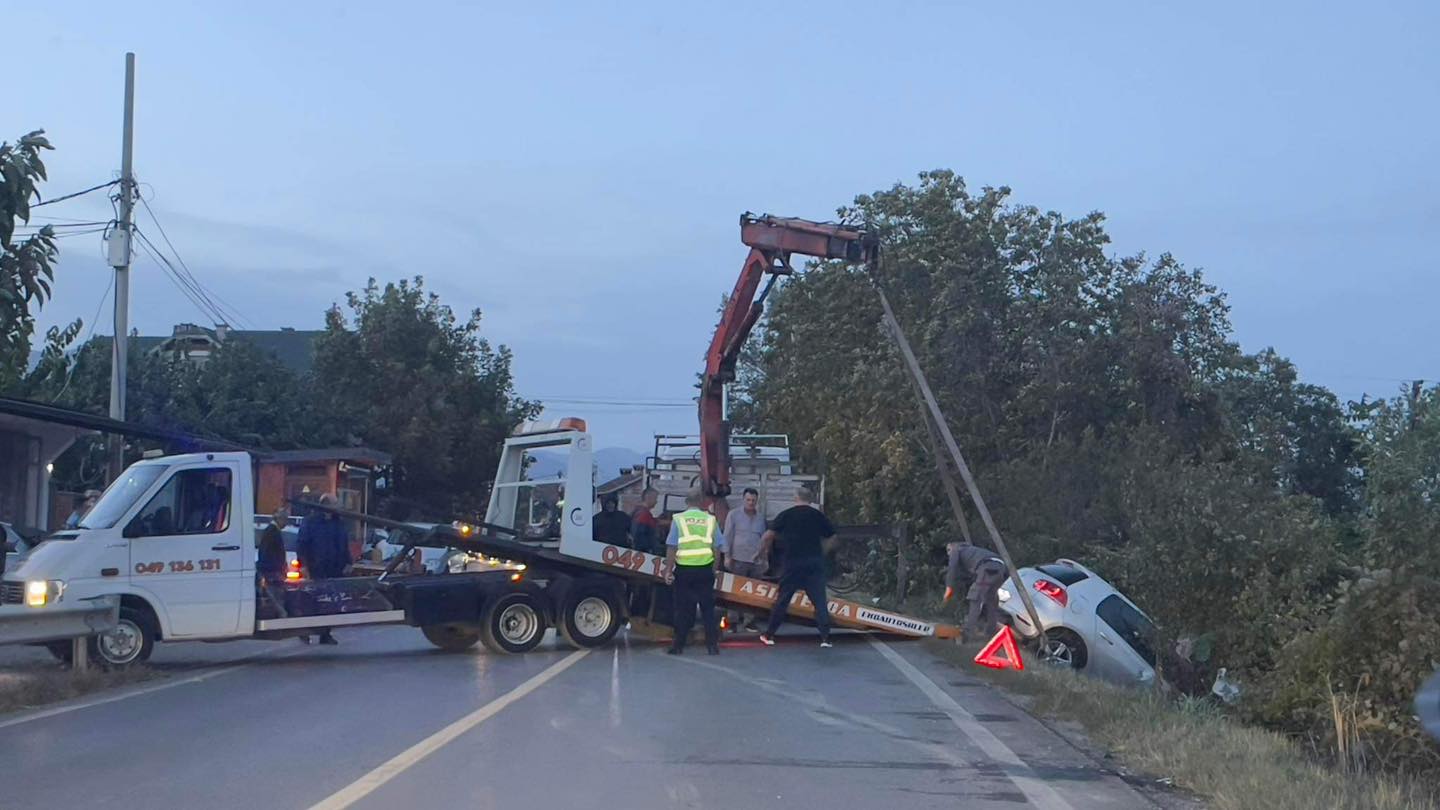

{"left": 79, "top": 464, "right": 169, "bottom": 530}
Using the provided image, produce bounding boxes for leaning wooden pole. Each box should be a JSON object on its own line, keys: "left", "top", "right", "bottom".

{"left": 876, "top": 286, "right": 1046, "bottom": 643}
{"left": 911, "top": 381, "right": 974, "bottom": 545}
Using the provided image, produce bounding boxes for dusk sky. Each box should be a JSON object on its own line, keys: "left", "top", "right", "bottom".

{"left": 10, "top": 2, "right": 1438, "bottom": 452}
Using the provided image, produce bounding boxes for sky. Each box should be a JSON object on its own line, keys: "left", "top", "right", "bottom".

{"left": 9, "top": 2, "right": 1439, "bottom": 452}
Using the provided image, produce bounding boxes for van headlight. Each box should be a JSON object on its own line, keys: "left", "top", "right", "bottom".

{"left": 26, "top": 579, "right": 64, "bottom": 607}
{"left": 997, "top": 586, "right": 1012, "bottom": 603}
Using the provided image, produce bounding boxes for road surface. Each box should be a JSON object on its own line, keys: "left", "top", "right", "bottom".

{"left": 0, "top": 628, "right": 1155, "bottom": 809}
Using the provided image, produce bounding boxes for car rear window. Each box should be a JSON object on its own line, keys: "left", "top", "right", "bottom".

{"left": 1035, "top": 563, "right": 1089, "bottom": 586}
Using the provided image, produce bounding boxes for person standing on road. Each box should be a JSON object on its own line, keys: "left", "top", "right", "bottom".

{"left": 663, "top": 489, "right": 727, "bottom": 656}
{"left": 297, "top": 493, "right": 349, "bottom": 645}
{"left": 943, "top": 539, "right": 1007, "bottom": 639}
{"left": 257, "top": 507, "right": 290, "bottom": 618}
{"left": 723, "top": 487, "right": 767, "bottom": 631}
{"left": 757, "top": 487, "right": 836, "bottom": 649}
{"left": 630, "top": 488, "right": 661, "bottom": 554}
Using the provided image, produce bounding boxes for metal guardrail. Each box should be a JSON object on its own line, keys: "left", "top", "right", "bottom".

{"left": 0, "top": 594, "right": 120, "bottom": 670}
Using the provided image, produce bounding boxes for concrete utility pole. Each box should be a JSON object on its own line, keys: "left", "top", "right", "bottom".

{"left": 107, "top": 52, "right": 136, "bottom": 480}
{"left": 876, "top": 286, "right": 1047, "bottom": 646}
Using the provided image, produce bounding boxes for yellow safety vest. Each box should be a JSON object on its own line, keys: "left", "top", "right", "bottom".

{"left": 674, "top": 509, "right": 717, "bottom": 567}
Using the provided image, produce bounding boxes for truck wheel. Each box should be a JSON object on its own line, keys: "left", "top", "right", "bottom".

{"left": 91, "top": 606, "right": 156, "bottom": 669}
{"left": 480, "top": 592, "right": 547, "bottom": 654}
{"left": 422, "top": 623, "right": 482, "bottom": 652}
{"left": 558, "top": 588, "right": 623, "bottom": 649}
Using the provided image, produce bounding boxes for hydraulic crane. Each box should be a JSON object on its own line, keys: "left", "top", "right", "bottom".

{"left": 699, "top": 214, "right": 878, "bottom": 517}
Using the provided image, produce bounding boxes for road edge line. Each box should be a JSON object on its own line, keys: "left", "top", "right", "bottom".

{"left": 308, "top": 649, "right": 590, "bottom": 810}
{"left": 868, "top": 637, "right": 1073, "bottom": 810}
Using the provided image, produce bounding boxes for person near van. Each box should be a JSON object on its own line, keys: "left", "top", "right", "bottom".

{"left": 943, "top": 539, "right": 1007, "bottom": 639}
{"left": 257, "top": 507, "right": 290, "bottom": 618}
{"left": 592, "top": 493, "right": 632, "bottom": 547}
{"left": 757, "top": 487, "right": 836, "bottom": 648}
{"left": 662, "top": 490, "right": 727, "bottom": 656}
{"left": 630, "top": 488, "right": 661, "bottom": 554}
{"left": 297, "top": 493, "right": 349, "bottom": 645}
{"left": 64, "top": 489, "right": 101, "bottom": 529}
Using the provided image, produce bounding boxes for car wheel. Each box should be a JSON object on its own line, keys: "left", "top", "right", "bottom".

{"left": 1041, "top": 628, "right": 1088, "bottom": 670}
{"left": 422, "top": 623, "right": 482, "bottom": 652}
{"left": 90, "top": 606, "right": 157, "bottom": 669}
{"left": 479, "top": 592, "right": 547, "bottom": 654}
{"left": 558, "top": 587, "right": 623, "bottom": 649}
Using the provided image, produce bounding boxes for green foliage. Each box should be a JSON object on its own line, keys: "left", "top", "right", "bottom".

{"left": 0, "top": 130, "right": 59, "bottom": 389}
{"left": 739, "top": 170, "right": 1432, "bottom": 772}
{"left": 312, "top": 277, "right": 539, "bottom": 515}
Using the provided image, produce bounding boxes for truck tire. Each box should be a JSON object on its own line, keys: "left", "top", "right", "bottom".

{"left": 479, "top": 592, "right": 547, "bottom": 654}
{"left": 558, "top": 587, "right": 623, "bottom": 649}
{"left": 422, "top": 623, "right": 482, "bottom": 652}
{"left": 91, "top": 606, "right": 157, "bottom": 669}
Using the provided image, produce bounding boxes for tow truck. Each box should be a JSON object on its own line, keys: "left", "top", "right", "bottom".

{"left": 0, "top": 214, "right": 959, "bottom": 667}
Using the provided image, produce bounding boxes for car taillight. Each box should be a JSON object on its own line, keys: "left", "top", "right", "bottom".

{"left": 1034, "top": 578, "right": 1067, "bottom": 607}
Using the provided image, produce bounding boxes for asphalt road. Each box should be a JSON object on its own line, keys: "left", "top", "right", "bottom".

{"left": 0, "top": 628, "right": 1154, "bottom": 809}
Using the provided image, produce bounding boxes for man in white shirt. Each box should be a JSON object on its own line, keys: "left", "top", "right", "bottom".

{"left": 723, "top": 488, "right": 767, "bottom": 579}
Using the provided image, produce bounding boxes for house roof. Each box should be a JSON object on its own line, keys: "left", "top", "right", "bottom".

{"left": 596, "top": 468, "right": 645, "bottom": 496}
{"left": 130, "top": 324, "right": 325, "bottom": 374}
{"left": 0, "top": 396, "right": 249, "bottom": 451}
{"left": 258, "top": 447, "right": 392, "bottom": 467}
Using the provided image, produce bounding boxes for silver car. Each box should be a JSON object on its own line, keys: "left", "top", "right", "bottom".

{"left": 997, "top": 558, "right": 1157, "bottom": 686}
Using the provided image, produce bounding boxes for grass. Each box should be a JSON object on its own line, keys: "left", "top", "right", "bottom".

{"left": 927, "top": 640, "right": 1439, "bottom": 810}
{"left": 0, "top": 661, "right": 160, "bottom": 716}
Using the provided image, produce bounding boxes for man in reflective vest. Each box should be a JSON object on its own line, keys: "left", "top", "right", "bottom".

{"left": 663, "top": 489, "right": 728, "bottom": 655}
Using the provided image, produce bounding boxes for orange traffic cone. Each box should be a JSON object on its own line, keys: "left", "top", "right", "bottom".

{"left": 973, "top": 625, "right": 1024, "bottom": 671}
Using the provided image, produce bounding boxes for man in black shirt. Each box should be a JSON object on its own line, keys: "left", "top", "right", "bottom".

{"left": 592, "top": 493, "right": 632, "bottom": 547}
{"left": 757, "top": 487, "right": 836, "bottom": 648}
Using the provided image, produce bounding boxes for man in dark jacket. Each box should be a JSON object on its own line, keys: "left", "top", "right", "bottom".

{"left": 592, "top": 493, "right": 632, "bottom": 547}
{"left": 257, "top": 507, "right": 289, "bottom": 618}
{"left": 944, "top": 539, "right": 1007, "bottom": 639}
{"left": 297, "top": 493, "right": 349, "bottom": 645}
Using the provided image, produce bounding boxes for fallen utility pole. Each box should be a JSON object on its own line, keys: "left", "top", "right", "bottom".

{"left": 908, "top": 373, "right": 973, "bottom": 545}
{"left": 876, "top": 285, "right": 1046, "bottom": 644}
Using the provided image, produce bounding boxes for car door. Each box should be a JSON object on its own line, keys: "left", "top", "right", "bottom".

{"left": 1094, "top": 594, "right": 1157, "bottom": 682}
{"left": 125, "top": 464, "right": 245, "bottom": 637}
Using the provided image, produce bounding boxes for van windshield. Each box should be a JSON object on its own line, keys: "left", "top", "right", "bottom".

{"left": 79, "top": 465, "right": 169, "bottom": 530}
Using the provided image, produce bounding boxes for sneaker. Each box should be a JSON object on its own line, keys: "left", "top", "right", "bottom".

{"left": 758, "top": 634, "right": 776, "bottom": 646}
{"left": 666, "top": 646, "right": 683, "bottom": 655}
{"left": 820, "top": 640, "right": 833, "bottom": 649}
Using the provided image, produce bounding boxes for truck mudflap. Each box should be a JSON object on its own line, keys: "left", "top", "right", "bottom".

{"left": 714, "top": 571, "right": 961, "bottom": 640}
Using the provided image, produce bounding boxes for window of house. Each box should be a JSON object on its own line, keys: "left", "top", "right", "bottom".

{"left": 126, "top": 468, "right": 232, "bottom": 538}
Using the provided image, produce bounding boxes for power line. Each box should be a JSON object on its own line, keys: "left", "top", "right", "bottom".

{"left": 51, "top": 273, "right": 114, "bottom": 403}
{"left": 32, "top": 180, "right": 118, "bottom": 208}
{"left": 134, "top": 234, "right": 231, "bottom": 327}
{"left": 137, "top": 195, "right": 254, "bottom": 329}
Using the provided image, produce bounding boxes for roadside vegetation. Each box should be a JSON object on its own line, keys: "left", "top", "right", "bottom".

{"left": 929, "top": 641, "right": 1438, "bottom": 810}
{"left": 0, "top": 659, "right": 158, "bottom": 717}
{"left": 735, "top": 170, "right": 1440, "bottom": 778}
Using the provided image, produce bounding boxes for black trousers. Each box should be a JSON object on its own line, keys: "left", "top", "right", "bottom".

{"left": 764, "top": 564, "right": 830, "bottom": 641}
{"left": 671, "top": 564, "right": 718, "bottom": 650}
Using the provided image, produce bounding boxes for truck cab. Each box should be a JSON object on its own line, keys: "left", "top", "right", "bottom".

{"left": 3, "top": 452, "right": 258, "bottom": 664}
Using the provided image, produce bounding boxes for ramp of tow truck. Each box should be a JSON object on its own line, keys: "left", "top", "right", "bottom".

{"left": 714, "top": 571, "right": 961, "bottom": 639}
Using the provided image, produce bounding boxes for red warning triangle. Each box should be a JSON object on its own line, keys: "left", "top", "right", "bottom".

{"left": 973, "top": 625, "right": 1024, "bottom": 671}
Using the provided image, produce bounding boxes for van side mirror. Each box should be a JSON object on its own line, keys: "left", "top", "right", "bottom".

{"left": 122, "top": 521, "right": 141, "bottom": 539}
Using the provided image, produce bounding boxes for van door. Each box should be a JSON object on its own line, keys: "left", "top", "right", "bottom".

{"left": 125, "top": 464, "right": 245, "bottom": 637}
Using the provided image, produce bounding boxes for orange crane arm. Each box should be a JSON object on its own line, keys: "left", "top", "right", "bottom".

{"left": 699, "top": 214, "right": 877, "bottom": 512}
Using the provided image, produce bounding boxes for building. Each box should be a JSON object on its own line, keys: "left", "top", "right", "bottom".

{"left": 141, "top": 323, "right": 325, "bottom": 373}
{"left": 255, "top": 448, "right": 392, "bottom": 519}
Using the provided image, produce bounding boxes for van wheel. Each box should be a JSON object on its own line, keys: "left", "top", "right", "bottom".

{"left": 422, "top": 623, "right": 482, "bottom": 652}
{"left": 558, "top": 587, "right": 623, "bottom": 649}
{"left": 480, "top": 593, "right": 547, "bottom": 654}
{"left": 1041, "top": 628, "right": 1088, "bottom": 670}
{"left": 91, "top": 606, "right": 156, "bottom": 669}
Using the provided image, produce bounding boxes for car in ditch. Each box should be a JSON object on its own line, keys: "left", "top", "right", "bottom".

{"left": 997, "top": 558, "right": 1157, "bottom": 686}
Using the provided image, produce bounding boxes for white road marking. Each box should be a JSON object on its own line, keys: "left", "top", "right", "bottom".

{"left": 869, "top": 638, "right": 1073, "bottom": 810}
{"left": 309, "top": 649, "right": 589, "bottom": 810}
{"left": 0, "top": 642, "right": 315, "bottom": 730}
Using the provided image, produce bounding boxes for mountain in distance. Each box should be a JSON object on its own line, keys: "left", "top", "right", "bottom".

{"left": 527, "top": 446, "right": 646, "bottom": 481}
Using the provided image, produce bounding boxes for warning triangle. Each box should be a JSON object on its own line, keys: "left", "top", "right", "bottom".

{"left": 973, "top": 625, "right": 1024, "bottom": 671}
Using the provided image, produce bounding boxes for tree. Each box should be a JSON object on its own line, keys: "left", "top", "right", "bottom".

{"left": 0, "top": 131, "right": 60, "bottom": 389}
{"left": 311, "top": 277, "right": 539, "bottom": 515}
